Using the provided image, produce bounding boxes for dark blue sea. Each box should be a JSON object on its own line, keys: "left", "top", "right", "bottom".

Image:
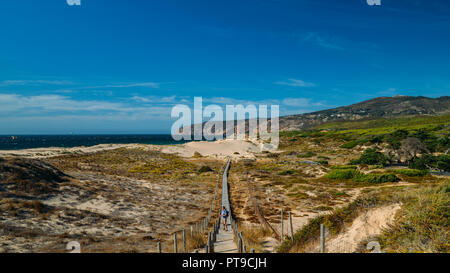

{"left": 0, "top": 135, "right": 185, "bottom": 150}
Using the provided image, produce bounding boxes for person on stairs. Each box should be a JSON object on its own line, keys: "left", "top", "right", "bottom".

{"left": 221, "top": 206, "right": 229, "bottom": 231}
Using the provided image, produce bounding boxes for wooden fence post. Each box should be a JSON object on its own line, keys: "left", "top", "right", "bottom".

{"left": 320, "top": 224, "right": 325, "bottom": 253}
{"left": 157, "top": 242, "right": 161, "bottom": 253}
{"left": 209, "top": 232, "right": 214, "bottom": 253}
{"left": 289, "top": 212, "right": 294, "bottom": 242}
{"left": 208, "top": 231, "right": 212, "bottom": 253}
{"left": 183, "top": 229, "right": 187, "bottom": 253}
{"left": 174, "top": 233, "right": 178, "bottom": 253}
{"left": 239, "top": 232, "right": 245, "bottom": 253}
{"left": 281, "top": 208, "right": 284, "bottom": 241}
{"left": 238, "top": 236, "right": 242, "bottom": 253}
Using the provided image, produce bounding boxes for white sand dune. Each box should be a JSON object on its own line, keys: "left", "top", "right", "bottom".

{"left": 0, "top": 139, "right": 263, "bottom": 159}
{"left": 162, "top": 139, "right": 261, "bottom": 159}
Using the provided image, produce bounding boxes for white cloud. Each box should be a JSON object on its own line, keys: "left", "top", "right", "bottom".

{"left": 100, "top": 82, "right": 160, "bottom": 88}
{"left": 275, "top": 79, "right": 316, "bottom": 87}
{"left": 0, "top": 94, "right": 152, "bottom": 114}
{"left": 282, "top": 98, "right": 310, "bottom": 107}
{"left": 300, "top": 32, "right": 346, "bottom": 51}
{"left": 0, "top": 80, "right": 74, "bottom": 86}
{"left": 131, "top": 95, "right": 176, "bottom": 103}
{"left": 0, "top": 93, "right": 326, "bottom": 133}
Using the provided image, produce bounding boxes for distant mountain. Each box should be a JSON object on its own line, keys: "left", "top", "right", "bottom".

{"left": 279, "top": 96, "right": 450, "bottom": 131}
{"left": 186, "top": 96, "right": 450, "bottom": 136}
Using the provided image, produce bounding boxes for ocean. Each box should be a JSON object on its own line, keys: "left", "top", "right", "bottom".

{"left": 0, "top": 135, "right": 185, "bottom": 150}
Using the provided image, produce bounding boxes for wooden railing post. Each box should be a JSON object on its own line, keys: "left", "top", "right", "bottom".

{"left": 174, "top": 233, "right": 178, "bottom": 253}
{"left": 183, "top": 229, "right": 187, "bottom": 253}
{"left": 281, "top": 208, "right": 284, "bottom": 241}
{"left": 238, "top": 236, "right": 242, "bottom": 253}
{"left": 320, "top": 224, "right": 325, "bottom": 253}
{"left": 289, "top": 211, "right": 294, "bottom": 242}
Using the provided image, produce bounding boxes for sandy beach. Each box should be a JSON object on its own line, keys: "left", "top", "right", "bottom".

{"left": 0, "top": 139, "right": 262, "bottom": 159}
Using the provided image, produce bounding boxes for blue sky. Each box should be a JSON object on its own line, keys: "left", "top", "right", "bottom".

{"left": 0, "top": 0, "right": 449, "bottom": 134}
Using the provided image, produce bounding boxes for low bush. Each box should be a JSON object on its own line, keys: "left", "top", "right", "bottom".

{"left": 391, "top": 169, "right": 429, "bottom": 177}
{"left": 340, "top": 141, "right": 359, "bottom": 149}
{"left": 198, "top": 166, "right": 214, "bottom": 173}
{"left": 326, "top": 169, "right": 358, "bottom": 180}
{"left": 350, "top": 148, "right": 390, "bottom": 166}
{"left": 326, "top": 169, "right": 399, "bottom": 183}
{"left": 297, "top": 151, "right": 317, "bottom": 158}
{"left": 331, "top": 165, "right": 358, "bottom": 170}
{"left": 409, "top": 154, "right": 450, "bottom": 172}
{"left": 353, "top": 173, "right": 400, "bottom": 184}
{"left": 315, "top": 160, "right": 329, "bottom": 165}
{"left": 279, "top": 170, "right": 295, "bottom": 175}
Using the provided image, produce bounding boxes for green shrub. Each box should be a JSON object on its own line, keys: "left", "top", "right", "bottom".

{"left": 331, "top": 165, "right": 357, "bottom": 170}
{"left": 198, "top": 166, "right": 213, "bottom": 173}
{"left": 326, "top": 169, "right": 399, "bottom": 183}
{"left": 326, "top": 169, "right": 358, "bottom": 180}
{"left": 385, "top": 129, "right": 409, "bottom": 149}
{"left": 297, "top": 151, "right": 317, "bottom": 158}
{"left": 315, "top": 160, "right": 329, "bottom": 165}
{"left": 350, "top": 148, "right": 390, "bottom": 166}
{"left": 279, "top": 170, "right": 295, "bottom": 175}
{"left": 391, "top": 169, "right": 429, "bottom": 177}
{"left": 409, "top": 154, "right": 450, "bottom": 172}
{"left": 340, "top": 141, "right": 358, "bottom": 149}
{"left": 353, "top": 173, "right": 399, "bottom": 183}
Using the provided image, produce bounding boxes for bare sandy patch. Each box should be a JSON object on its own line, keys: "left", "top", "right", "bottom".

{"left": 0, "top": 144, "right": 160, "bottom": 159}
{"left": 324, "top": 203, "right": 401, "bottom": 253}
{"left": 161, "top": 139, "right": 260, "bottom": 159}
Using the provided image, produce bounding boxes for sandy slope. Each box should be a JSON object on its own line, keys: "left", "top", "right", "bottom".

{"left": 0, "top": 144, "right": 158, "bottom": 158}
{"left": 324, "top": 203, "right": 401, "bottom": 253}
{"left": 162, "top": 139, "right": 260, "bottom": 159}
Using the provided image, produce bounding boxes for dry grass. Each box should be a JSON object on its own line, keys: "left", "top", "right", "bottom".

{"left": 377, "top": 181, "right": 449, "bottom": 252}
{"left": 240, "top": 225, "right": 272, "bottom": 253}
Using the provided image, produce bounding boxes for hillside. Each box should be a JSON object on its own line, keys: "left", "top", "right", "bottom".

{"left": 186, "top": 96, "right": 450, "bottom": 137}
{"left": 280, "top": 96, "right": 450, "bottom": 131}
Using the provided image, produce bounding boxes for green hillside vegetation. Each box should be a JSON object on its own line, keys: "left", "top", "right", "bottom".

{"left": 326, "top": 169, "right": 400, "bottom": 184}
{"left": 281, "top": 114, "right": 449, "bottom": 151}
{"left": 275, "top": 114, "right": 449, "bottom": 253}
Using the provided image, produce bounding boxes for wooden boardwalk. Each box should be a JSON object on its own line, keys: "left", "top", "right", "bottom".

{"left": 213, "top": 160, "right": 238, "bottom": 253}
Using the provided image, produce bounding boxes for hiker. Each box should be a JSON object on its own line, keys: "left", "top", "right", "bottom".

{"left": 221, "top": 206, "right": 229, "bottom": 231}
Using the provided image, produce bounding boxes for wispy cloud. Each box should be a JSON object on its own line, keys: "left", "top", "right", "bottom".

{"left": 0, "top": 93, "right": 327, "bottom": 133}
{"left": 275, "top": 79, "right": 316, "bottom": 87}
{"left": 0, "top": 80, "right": 74, "bottom": 86}
{"left": 0, "top": 80, "right": 162, "bottom": 89}
{"left": 300, "top": 32, "right": 346, "bottom": 51}
{"left": 99, "top": 82, "right": 160, "bottom": 88}
{"left": 0, "top": 94, "right": 132, "bottom": 113}
{"left": 131, "top": 95, "right": 177, "bottom": 103}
